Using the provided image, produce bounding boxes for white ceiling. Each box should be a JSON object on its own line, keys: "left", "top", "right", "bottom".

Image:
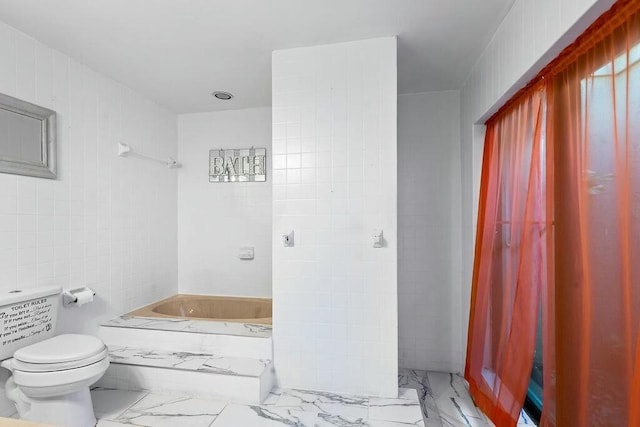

{"left": 0, "top": 0, "right": 515, "bottom": 113}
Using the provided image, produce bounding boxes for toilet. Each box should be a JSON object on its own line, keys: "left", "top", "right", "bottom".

{"left": 0, "top": 286, "right": 109, "bottom": 427}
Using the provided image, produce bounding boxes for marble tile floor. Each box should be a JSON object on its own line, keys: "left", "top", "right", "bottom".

{"left": 92, "top": 386, "right": 423, "bottom": 427}
{"left": 398, "top": 369, "right": 535, "bottom": 427}
{"left": 86, "top": 368, "right": 535, "bottom": 427}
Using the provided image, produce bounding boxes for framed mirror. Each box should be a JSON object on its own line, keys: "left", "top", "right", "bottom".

{"left": 0, "top": 92, "right": 56, "bottom": 179}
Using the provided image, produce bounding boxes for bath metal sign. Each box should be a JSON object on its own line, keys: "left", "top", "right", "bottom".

{"left": 209, "top": 147, "right": 266, "bottom": 182}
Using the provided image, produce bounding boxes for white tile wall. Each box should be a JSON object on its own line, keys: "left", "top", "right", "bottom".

{"left": 459, "top": 0, "right": 614, "bottom": 366}
{"left": 272, "top": 37, "right": 398, "bottom": 398}
{"left": 177, "top": 108, "right": 272, "bottom": 297}
{"left": 0, "top": 20, "right": 178, "bottom": 415}
{"left": 397, "top": 92, "right": 463, "bottom": 373}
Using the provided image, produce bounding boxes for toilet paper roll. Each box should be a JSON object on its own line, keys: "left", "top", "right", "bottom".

{"left": 73, "top": 289, "right": 94, "bottom": 306}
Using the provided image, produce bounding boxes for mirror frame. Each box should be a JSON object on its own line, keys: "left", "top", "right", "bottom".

{"left": 0, "top": 92, "right": 57, "bottom": 179}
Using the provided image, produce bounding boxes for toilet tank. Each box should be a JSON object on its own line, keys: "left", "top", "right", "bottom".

{"left": 0, "top": 286, "right": 61, "bottom": 361}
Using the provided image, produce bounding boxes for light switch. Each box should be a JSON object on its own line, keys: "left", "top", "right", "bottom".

{"left": 372, "top": 230, "right": 384, "bottom": 248}
{"left": 239, "top": 246, "right": 254, "bottom": 260}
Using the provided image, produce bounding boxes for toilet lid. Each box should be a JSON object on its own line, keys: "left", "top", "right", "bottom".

{"left": 14, "top": 334, "right": 106, "bottom": 365}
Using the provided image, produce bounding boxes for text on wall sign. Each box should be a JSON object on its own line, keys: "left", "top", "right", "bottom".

{"left": 0, "top": 297, "right": 54, "bottom": 346}
{"left": 209, "top": 148, "right": 267, "bottom": 182}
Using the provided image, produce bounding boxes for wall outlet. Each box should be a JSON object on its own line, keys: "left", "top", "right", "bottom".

{"left": 238, "top": 246, "right": 254, "bottom": 260}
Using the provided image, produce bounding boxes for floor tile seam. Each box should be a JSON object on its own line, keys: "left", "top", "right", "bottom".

{"left": 95, "top": 388, "right": 149, "bottom": 422}
{"left": 113, "top": 394, "right": 231, "bottom": 425}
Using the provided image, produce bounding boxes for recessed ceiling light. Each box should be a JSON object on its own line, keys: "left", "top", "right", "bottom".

{"left": 212, "top": 91, "right": 233, "bottom": 100}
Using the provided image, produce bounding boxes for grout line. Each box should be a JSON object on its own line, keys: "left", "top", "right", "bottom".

{"left": 92, "top": 387, "right": 149, "bottom": 422}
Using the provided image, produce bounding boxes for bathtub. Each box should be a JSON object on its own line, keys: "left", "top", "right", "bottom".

{"left": 127, "top": 294, "right": 272, "bottom": 325}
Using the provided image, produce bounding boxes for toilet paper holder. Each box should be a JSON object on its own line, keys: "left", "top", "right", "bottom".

{"left": 62, "top": 287, "right": 96, "bottom": 307}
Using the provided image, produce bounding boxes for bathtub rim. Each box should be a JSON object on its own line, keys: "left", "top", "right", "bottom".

{"left": 127, "top": 293, "right": 272, "bottom": 325}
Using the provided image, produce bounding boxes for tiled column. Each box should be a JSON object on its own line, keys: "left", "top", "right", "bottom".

{"left": 272, "top": 37, "right": 398, "bottom": 397}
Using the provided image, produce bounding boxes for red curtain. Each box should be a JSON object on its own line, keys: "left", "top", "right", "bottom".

{"left": 633, "top": 329, "right": 640, "bottom": 426}
{"left": 466, "top": 1, "right": 640, "bottom": 426}
{"left": 465, "top": 85, "right": 548, "bottom": 426}
{"left": 547, "top": 4, "right": 640, "bottom": 425}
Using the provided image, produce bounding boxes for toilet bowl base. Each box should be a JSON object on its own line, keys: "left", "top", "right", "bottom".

{"left": 16, "top": 386, "right": 97, "bottom": 427}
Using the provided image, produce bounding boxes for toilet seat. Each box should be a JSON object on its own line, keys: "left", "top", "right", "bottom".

{"left": 5, "top": 333, "right": 109, "bottom": 394}
{"left": 12, "top": 334, "right": 107, "bottom": 372}
{"left": 12, "top": 347, "right": 108, "bottom": 372}
{"left": 13, "top": 334, "right": 106, "bottom": 371}
{"left": 10, "top": 356, "right": 110, "bottom": 396}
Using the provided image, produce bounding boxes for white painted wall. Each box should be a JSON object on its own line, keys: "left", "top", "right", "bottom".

{"left": 177, "top": 108, "right": 272, "bottom": 297}
{"left": 459, "top": 0, "right": 615, "bottom": 364}
{"left": 272, "top": 37, "right": 398, "bottom": 397}
{"left": 397, "top": 91, "right": 463, "bottom": 373}
{"left": 0, "top": 20, "right": 178, "bottom": 415}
